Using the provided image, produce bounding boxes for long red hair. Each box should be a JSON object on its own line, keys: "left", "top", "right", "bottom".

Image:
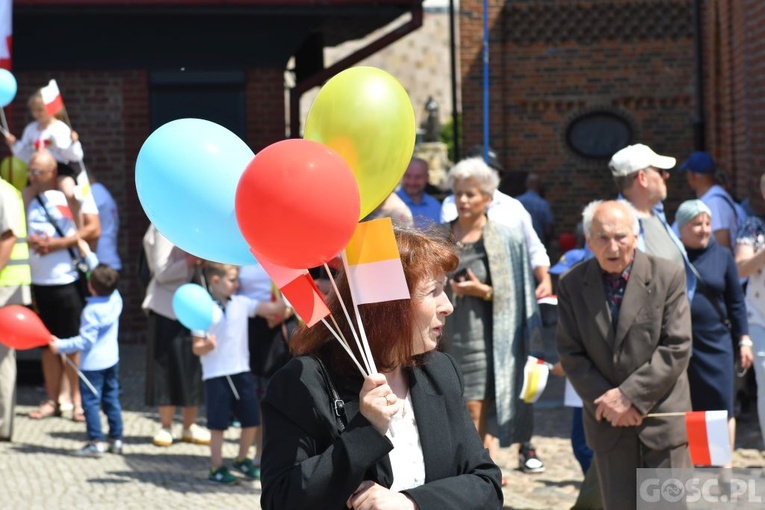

{"left": 291, "top": 227, "right": 458, "bottom": 375}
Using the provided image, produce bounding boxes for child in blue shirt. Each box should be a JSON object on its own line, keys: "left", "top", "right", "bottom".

{"left": 50, "top": 262, "right": 123, "bottom": 457}
{"left": 192, "top": 262, "right": 261, "bottom": 485}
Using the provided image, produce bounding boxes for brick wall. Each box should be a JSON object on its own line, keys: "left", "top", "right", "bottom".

{"left": 246, "top": 68, "right": 287, "bottom": 151}
{"left": 703, "top": 0, "right": 765, "bottom": 212}
{"left": 460, "top": 0, "right": 697, "bottom": 247}
{"left": 6, "top": 69, "right": 286, "bottom": 343}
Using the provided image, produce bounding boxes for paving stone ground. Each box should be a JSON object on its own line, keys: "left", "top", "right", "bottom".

{"left": 3, "top": 343, "right": 764, "bottom": 509}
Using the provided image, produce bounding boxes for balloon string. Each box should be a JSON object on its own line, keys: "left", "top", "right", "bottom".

{"left": 324, "top": 262, "right": 372, "bottom": 375}
{"left": 62, "top": 354, "right": 98, "bottom": 396}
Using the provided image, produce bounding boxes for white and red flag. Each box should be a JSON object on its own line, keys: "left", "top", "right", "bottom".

{"left": 0, "top": 0, "right": 11, "bottom": 70}
{"left": 685, "top": 410, "right": 731, "bottom": 466}
{"left": 40, "top": 79, "right": 64, "bottom": 116}
{"left": 254, "top": 253, "right": 330, "bottom": 328}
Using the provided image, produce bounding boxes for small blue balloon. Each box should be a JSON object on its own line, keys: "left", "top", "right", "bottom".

{"left": 172, "top": 284, "right": 215, "bottom": 331}
{"left": 135, "top": 118, "right": 257, "bottom": 265}
{"left": 0, "top": 69, "right": 17, "bottom": 108}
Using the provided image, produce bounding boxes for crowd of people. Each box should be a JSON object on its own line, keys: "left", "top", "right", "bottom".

{"left": 1, "top": 82, "right": 764, "bottom": 509}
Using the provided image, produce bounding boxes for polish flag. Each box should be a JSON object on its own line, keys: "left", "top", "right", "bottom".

{"left": 685, "top": 410, "right": 731, "bottom": 466}
{"left": 55, "top": 204, "right": 73, "bottom": 220}
{"left": 254, "top": 252, "right": 329, "bottom": 328}
{"left": 519, "top": 356, "right": 551, "bottom": 404}
{"left": 40, "top": 79, "right": 64, "bottom": 116}
{"left": 0, "top": 0, "right": 11, "bottom": 70}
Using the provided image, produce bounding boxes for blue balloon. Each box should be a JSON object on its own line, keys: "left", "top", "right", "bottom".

{"left": 135, "top": 118, "right": 256, "bottom": 265}
{"left": 0, "top": 69, "right": 17, "bottom": 108}
{"left": 172, "top": 283, "right": 215, "bottom": 331}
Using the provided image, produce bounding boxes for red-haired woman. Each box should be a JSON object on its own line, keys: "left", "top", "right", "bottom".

{"left": 260, "top": 229, "right": 503, "bottom": 510}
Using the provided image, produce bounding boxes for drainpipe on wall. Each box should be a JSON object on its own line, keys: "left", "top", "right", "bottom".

{"left": 449, "top": 0, "right": 460, "bottom": 161}
{"left": 289, "top": 5, "right": 424, "bottom": 138}
{"left": 482, "top": 0, "right": 489, "bottom": 162}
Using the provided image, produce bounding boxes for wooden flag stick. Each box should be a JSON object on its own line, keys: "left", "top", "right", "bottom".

{"left": 329, "top": 314, "right": 352, "bottom": 353}
{"left": 226, "top": 375, "right": 240, "bottom": 400}
{"left": 324, "top": 262, "right": 373, "bottom": 375}
{"left": 351, "top": 298, "right": 377, "bottom": 374}
{"left": 338, "top": 255, "right": 377, "bottom": 374}
{"left": 321, "top": 318, "right": 368, "bottom": 377}
{"left": 0, "top": 107, "right": 9, "bottom": 135}
{"left": 645, "top": 412, "right": 687, "bottom": 418}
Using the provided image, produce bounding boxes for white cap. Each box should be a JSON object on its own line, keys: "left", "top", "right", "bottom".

{"left": 608, "top": 144, "right": 676, "bottom": 177}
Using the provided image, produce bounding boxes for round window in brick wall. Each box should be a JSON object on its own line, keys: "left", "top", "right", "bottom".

{"left": 565, "top": 111, "right": 633, "bottom": 159}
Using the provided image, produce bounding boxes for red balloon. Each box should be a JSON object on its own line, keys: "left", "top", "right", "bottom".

{"left": 0, "top": 305, "right": 51, "bottom": 350}
{"left": 235, "top": 139, "right": 360, "bottom": 269}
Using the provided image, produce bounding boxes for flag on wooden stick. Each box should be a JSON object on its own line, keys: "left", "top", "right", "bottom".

{"left": 343, "top": 217, "right": 409, "bottom": 305}
{"left": 685, "top": 410, "right": 731, "bottom": 467}
{"left": 40, "top": 79, "right": 64, "bottom": 116}
{"left": 519, "top": 356, "right": 551, "bottom": 403}
{"left": 0, "top": 0, "right": 12, "bottom": 70}
{"left": 255, "top": 255, "right": 329, "bottom": 327}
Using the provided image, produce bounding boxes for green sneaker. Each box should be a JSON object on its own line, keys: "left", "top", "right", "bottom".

{"left": 208, "top": 465, "right": 240, "bottom": 485}
{"left": 232, "top": 457, "right": 260, "bottom": 480}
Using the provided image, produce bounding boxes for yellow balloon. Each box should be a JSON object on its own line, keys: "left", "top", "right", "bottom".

{"left": 0, "top": 156, "right": 28, "bottom": 191}
{"left": 305, "top": 67, "right": 416, "bottom": 219}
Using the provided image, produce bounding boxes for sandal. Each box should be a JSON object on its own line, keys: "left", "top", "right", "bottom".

{"left": 73, "top": 406, "right": 86, "bottom": 423}
{"left": 29, "top": 399, "right": 60, "bottom": 420}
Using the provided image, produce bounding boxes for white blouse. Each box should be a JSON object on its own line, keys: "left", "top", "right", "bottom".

{"left": 385, "top": 392, "right": 426, "bottom": 492}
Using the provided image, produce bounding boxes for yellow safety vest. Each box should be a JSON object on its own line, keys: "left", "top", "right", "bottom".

{"left": 0, "top": 179, "right": 31, "bottom": 286}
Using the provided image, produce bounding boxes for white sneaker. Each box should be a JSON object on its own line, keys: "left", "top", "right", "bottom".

{"left": 181, "top": 424, "right": 211, "bottom": 445}
{"left": 153, "top": 427, "right": 174, "bottom": 447}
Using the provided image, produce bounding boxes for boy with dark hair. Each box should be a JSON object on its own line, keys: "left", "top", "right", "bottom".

{"left": 192, "top": 262, "right": 261, "bottom": 484}
{"left": 50, "top": 263, "right": 124, "bottom": 457}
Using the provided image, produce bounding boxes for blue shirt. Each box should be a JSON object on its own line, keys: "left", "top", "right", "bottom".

{"left": 396, "top": 189, "right": 442, "bottom": 229}
{"left": 57, "top": 290, "right": 123, "bottom": 371}
{"left": 517, "top": 191, "right": 554, "bottom": 245}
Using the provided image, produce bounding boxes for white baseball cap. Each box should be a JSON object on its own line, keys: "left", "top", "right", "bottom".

{"left": 608, "top": 144, "right": 676, "bottom": 177}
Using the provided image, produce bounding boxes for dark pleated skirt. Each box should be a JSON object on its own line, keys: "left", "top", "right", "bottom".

{"left": 144, "top": 311, "right": 204, "bottom": 407}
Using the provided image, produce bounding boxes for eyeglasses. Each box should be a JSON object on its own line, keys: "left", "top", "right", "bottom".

{"left": 27, "top": 168, "right": 50, "bottom": 176}
{"left": 645, "top": 167, "right": 670, "bottom": 179}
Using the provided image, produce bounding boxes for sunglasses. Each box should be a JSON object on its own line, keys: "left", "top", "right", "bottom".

{"left": 27, "top": 168, "right": 50, "bottom": 176}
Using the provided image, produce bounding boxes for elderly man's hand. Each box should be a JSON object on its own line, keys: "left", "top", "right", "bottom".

{"left": 594, "top": 388, "right": 634, "bottom": 425}
{"left": 613, "top": 406, "right": 644, "bottom": 427}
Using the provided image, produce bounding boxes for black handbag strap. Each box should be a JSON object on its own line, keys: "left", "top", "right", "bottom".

{"left": 35, "top": 194, "right": 79, "bottom": 262}
{"left": 310, "top": 354, "right": 346, "bottom": 432}
{"left": 687, "top": 261, "right": 731, "bottom": 329}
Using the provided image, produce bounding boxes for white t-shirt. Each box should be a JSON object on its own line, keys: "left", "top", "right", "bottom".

{"left": 441, "top": 190, "right": 551, "bottom": 268}
{"left": 12, "top": 119, "right": 84, "bottom": 164}
{"left": 237, "top": 264, "right": 272, "bottom": 302}
{"left": 91, "top": 183, "right": 121, "bottom": 270}
{"left": 26, "top": 190, "right": 78, "bottom": 285}
{"left": 199, "top": 295, "right": 258, "bottom": 380}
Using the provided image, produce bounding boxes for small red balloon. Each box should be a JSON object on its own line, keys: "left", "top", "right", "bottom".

{"left": 235, "top": 139, "right": 360, "bottom": 269}
{"left": 0, "top": 305, "right": 51, "bottom": 350}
